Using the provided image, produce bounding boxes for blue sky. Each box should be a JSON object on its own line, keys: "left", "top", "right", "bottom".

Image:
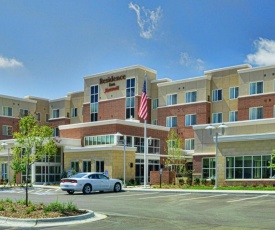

{"left": 1, "top": 0, "right": 275, "bottom": 99}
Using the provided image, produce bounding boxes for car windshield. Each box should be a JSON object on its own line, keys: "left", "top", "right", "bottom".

{"left": 70, "top": 173, "right": 87, "bottom": 178}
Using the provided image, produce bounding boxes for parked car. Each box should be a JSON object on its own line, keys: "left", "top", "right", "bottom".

{"left": 60, "top": 172, "right": 122, "bottom": 195}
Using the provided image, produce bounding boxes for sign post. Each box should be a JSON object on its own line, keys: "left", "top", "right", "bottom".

{"left": 160, "top": 168, "right": 163, "bottom": 188}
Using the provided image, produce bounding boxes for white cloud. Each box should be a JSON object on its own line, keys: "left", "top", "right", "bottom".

{"left": 179, "top": 52, "right": 204, "bottom": 71}
{"left": 246, "top": 38, "right": 275, "bottom": 66}
{"left": 0, "top": 56, "right": 23, "bottom": 69}
{"left": 129, "top": 2, "right": 162, "bottom": 39}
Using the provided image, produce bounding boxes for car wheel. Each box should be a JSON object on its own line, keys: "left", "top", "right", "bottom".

{"left": 67, "top": 190, "right": 74, "bottom": 195}
{"left": 82, "top": 184, "right": 92, "bottom": 194}
{"left": 114, "top": 182, "right": 121, "bottom": 192}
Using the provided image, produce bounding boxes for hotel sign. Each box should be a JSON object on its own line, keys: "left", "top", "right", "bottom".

{"left": 100, "top": 74, "right": 126, "bottom": 93}
{"left": 100, "top": 75, "right": 126, "bottom": 84}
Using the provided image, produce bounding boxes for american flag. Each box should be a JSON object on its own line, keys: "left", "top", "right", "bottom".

{"left": 138, "top": 79, "right": 148, "bottom": 120}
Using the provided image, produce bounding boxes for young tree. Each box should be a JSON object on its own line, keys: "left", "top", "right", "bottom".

{"left": 12, "top": 115, "right": 57, "bottom": 206}
{"left": 165, "top": 129, "right": 186, "bottom": 176}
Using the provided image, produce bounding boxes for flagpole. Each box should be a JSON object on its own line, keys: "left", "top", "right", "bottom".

{"left": 144, "top": 120, "right": 147, "bottom": 188}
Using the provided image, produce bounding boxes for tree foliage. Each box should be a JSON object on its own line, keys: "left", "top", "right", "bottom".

{"left": 12, "top": 115, "right": 57, "bottom": 206}
{"left": 165, "top": 129, "right": 186, "bottom": 175}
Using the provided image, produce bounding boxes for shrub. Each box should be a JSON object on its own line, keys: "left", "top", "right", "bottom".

{"left": 201, "top": 178, "right": 207, "bottom": 186}
{"left": 210, "top": 178, "right": 215, "bottom": 185}
{"left": 194, "top": 178, "right": 200, "bottom": 185}
{"left": 186, "top": 177, "right": 192, "bottom": 186}
{"left": 179, "top": 178, "right": 184, "bottom": 185}
{"left": 60, "top": 170, "right": 67, "bottom": 179}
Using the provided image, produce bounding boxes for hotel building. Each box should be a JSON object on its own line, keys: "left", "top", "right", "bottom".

{"left": 1, "top": 64, "right": 275, "bottom": 185}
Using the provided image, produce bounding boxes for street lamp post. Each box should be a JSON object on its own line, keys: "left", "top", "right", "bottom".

{"left": 116, "top": 132, "right": 126, "bottom": 187}
{"left": 205, "top": 123, "right": 227, "bottom": 189}
{"left": 1, "top": 142, "right": 10, "bottom": 186}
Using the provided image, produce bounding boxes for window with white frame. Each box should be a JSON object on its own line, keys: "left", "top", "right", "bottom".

{"left": 126, "top": 78, "right": 135, "bottom": 119}
{"left": 166, "top": 94, "right": 177, "bottom": 106}
{"left": 53, "top": 127, "right": 59, "bottom": 137}
{"left": 1, "top": 163, "right": 7, "bottom": 180}
{"left": 249, "top": 107, "right": 263, "bottom": 120}
{"left": 71, "top": 161, "right": 79, "bottom": 172}
{"left": 52, "top": 109, "right": 60, "bottom": 118}
{"left": 185, "top": 139, "right": 194, "bottom": 150}
{"left": 2, "top": 107, "right": 12, "bottom": 117}
{"left": 229, "top": 87, "right": 239, "bottom": 99}
{"left": 19, "top": 109, "right": 28, "bottom": 116}
{"left": 166, "top": 116, "right": 177, "bottom": 127}
{"left": 212, "top": 89, "right": 222, "bottom": 102}
{"left": 229, "top": 111, "right": 238, "bottom": 122}
{"left": 91, "top": 85, "right": 99, "bottom": 122}
{"left": 186, "top": 91, "right": 197, "bottom": 103}
{"left": 250, "top": 81, "right": 263, "bottom": 95}
{"left": 152, "top": 98, "right": 158, "bottom": 109}
{"left": 71, "top": 108, "right": 78, "bottom": 117}
{"left": 2, "top": 125, "right": 12, "bottom": 136}
{"left": 212, "top": 112, "right": 222, "bottom": 123}
{"left": 202, "top": 158, "right": 216, "bottom": 179}
{"left": 152, "top": 119, "right": 158, "bottom": 125}
{"left": 226, "top": 155, "right": 274, "bottom": 179}
{"left": 185, "top": 114, "right": 196, "bottom": 126}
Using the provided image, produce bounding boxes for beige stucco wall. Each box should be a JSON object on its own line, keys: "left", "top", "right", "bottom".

{"left": 83, "top": 66, "right": 156, "bottom": 104}
{"left": 49, "top": 98, "right": 70, "bottom": 119}
{"left": 0, "top": 96, "right": 36, "bottom": 118}
{"left": 239, "top": 66, "right": 275, "bottom": 97}
{"left": 68, "top": 91, "right": 84, "bottom": 124}
{"left": 64, "top": 149, "right": 136, "bottom": 181}
{"left": 158, "top": 77, "right": 209, "bottom": 108}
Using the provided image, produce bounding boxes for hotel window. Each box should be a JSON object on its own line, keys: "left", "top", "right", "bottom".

{"left": 226, "top": 155, "right": 274, "bottom": 179}
{"left": 185, "top": 139, "right": 194, "bottom": 150}
{"left": 229, "top": 87, "right": 239, "bottom": 99}
{"left": 45, "top": 114, "right": 49, "bottom": 122}
{"left": 202, "top": 158, "right": 216, "bottom": 179}
{"left": 152, "top": 98, "right": 158, "bottom": 109}
{"left": 71, "top": 108, "right": 78, "bottom": 117}
{"left": 1, "top": 163, "right": 7, "bottom": 180}
{"left": 212, "top": 89, "right": 222, "bottom": 102}
{"left": 36, "top": 112, "right": 41, "bottom": 122}
{"left": 166, "top": 94, "right": 177, "bottom": 106}
{"left": 152, "top": 119, "right": 158, "bottom": 125}
{"left": 126, "top": 78, "right": 135, "bottom": 119}
{"left": 229, "top": 111, "right": 238, "bottom": 122}
{"left": 71, "top": 161, "right": 79, "bottom": 172}
{"left": 166, "top": 116, "right": 177, "bottom": 128}
{"left": 90, "top": 85, "right": 99, "bottom": 122}
{"left": 96, "top": 161, "right": 104, "bottom": 173}
{"left": 212, "top": 112, "right": 222, "bottom": 123}
{"left": 53, "top": 127, "right": 59, "bottom": 137}
{"left": 52, "top": 109, "right": 60, "bottom": 118}
{"left": 250, "top": 81, "right": 263, "bottom": 95}
{"left": 83, "top": 161, "right": 91, "bottom": 172}
{"left": 2, "top": 106, "right": 12, "bottom": 117}
{"left": 19, "top": 109, "right": 28, "bottom": 117}
{"left": 185, "top": 114, "right": 196, "bottom": 126}
{"left": 249, "top": 107, "right": 263, "bottom": 120}
{"left": 2, "top": 125, "right": 12, "bottom": 136}
{"left": 186, "top": 91, "right": 197, "bottom": 103}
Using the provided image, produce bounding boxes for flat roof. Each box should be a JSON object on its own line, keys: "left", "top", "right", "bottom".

{"left": 204, "top": 64, "right": 251, "bottom": 75}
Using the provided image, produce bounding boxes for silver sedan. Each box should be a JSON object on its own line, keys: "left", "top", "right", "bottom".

{"left": 60, "top": 172, "right": 122, "bottom": 194}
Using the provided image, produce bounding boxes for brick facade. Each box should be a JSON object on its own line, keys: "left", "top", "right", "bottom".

{"left": 238, "top": 93, "right": 275, "bottom": 120}
{"left": 150, "top": 171, "right": 176, "bottom": 185}
{"left": 0, "top": 116, "right": 19, "bottom": 140}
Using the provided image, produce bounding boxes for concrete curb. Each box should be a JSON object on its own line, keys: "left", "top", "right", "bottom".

{"left": 0, "top": 210, "right": 107, "bottom": 227}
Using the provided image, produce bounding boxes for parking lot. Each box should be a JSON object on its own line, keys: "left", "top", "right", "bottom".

{"left": 0, "top": 187, "right": 274, "bottom": 229}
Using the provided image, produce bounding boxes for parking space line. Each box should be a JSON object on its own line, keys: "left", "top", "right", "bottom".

{"left": 106, "top": 192, "right": 160, "bottom": 198}
{"left": 139, "top": 193, "right": 191, "bottom": 200}
{"left": 179, "top": 194, "right": 228, "bottom": 201}
{"left": 227, "top": 194, "right": 268, "bottom": 203}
